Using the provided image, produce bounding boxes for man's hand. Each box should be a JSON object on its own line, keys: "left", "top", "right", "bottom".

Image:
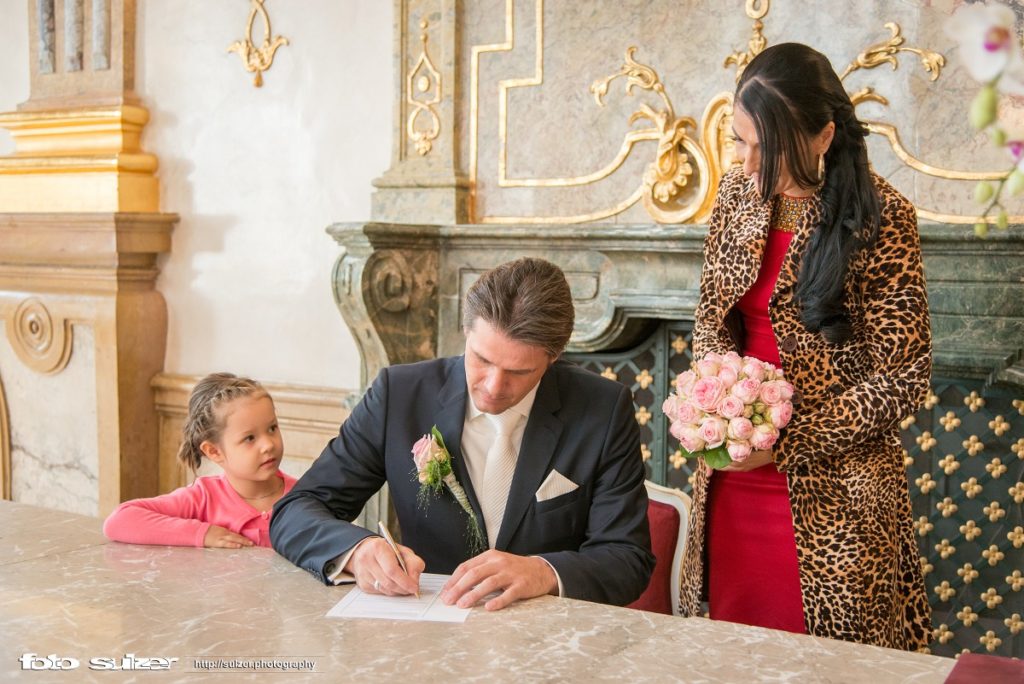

{"left": 203, "top": 525, "right": 254, "bottom": 549}
{"left": 345, "top": 537, "right": 424, "bottom": 596}
{"left": 440, "top": 550, "right": 557, "bottom": 611}
{"left": 718, "top": 448, "right": 774, "bottom": 472}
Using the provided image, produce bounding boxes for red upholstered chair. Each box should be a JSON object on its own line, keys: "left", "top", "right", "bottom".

{"left": 627, "top": 481, "right": 691, "bottom": 616}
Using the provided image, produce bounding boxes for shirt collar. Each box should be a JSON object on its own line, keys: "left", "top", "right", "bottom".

{"left": 466, "top": 379, "right": 540, "bottom": 424}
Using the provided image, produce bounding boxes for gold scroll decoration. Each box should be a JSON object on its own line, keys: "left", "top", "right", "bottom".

{"left": 227, "top": 0, "right": 289, "bottom": 87}
{"left": 837, "top": 22, "right": 1022, "bottom": 223}
{"left": 0, "top": 371, "right": 9, "bottom": 500}
{"left": 6, "top": 297, "right": 72, "bottom": 375}
{"left": 407, "top": 19, "right": 442, "bottom": 156}
{"left": 724, "top": 0, "right": 770, "bottom": 82}
{"left": 591, "top": 48, "right": 712, "bottom": 223}
{"left": 467, "top": 1, "right": 1014, "bottom": 225}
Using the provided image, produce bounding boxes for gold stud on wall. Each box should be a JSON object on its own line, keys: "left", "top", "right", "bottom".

{"left": 406, "top": 18, "right": 442, "bottom": 156}
{"left": 227, "top": 0, "right": 289, "bottom": 87}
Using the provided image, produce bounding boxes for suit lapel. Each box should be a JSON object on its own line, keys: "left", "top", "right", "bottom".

{"left": 495, "top": 366, "right": 563, "bottom": 550}
{"left": 434, "top": 358, "right": 485, "bottom": 531}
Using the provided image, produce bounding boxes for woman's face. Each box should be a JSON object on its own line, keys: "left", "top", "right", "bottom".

{"left": 731, "top": 105, "right": 834, "bottom": 198}
{"left": 732, "top": 106, "right": 794, "bottom": 197}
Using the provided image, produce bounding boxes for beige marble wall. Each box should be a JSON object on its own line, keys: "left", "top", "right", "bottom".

{"left": 382, "top": 0, "right": 1009, "bottom": 226}
{"left": 0, "top": 325, "right": 99, "bottom": 516}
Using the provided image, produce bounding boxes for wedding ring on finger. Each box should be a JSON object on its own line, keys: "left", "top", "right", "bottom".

{"left": 373, "top": 579, "right": 381, "bottom": 591}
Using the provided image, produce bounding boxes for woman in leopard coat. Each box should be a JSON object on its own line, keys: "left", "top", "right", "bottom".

{"left": 678, "top": 43, "right": 931, "bottom": 651}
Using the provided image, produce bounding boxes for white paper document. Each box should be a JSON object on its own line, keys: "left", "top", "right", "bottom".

{"left": 326, "top": 573, "right": 470, "bottom": 623}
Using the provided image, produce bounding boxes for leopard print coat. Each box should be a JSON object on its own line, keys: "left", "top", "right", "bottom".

{"left": 679, "top": 167, "right": 932, "bottom": 651}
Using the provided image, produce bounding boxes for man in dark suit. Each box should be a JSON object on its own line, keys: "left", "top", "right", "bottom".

{"left": 271, "top": 257, "right": 653, "bottom": 610}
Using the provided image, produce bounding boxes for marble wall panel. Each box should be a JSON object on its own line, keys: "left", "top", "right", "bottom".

{"left": 0, "top": 324, "right": 98, "bottom": 516}
{"left": 455, "top": 0, "right": 1015, "bottom": 225}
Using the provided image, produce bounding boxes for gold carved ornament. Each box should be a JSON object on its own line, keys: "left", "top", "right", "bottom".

{"left": 839, "top": 22, "right": 1024, "bottom": 224}
{"left": 227, "top": 0, "right": 289, "bottom": 87}
{"left": 590, "top": 48, "right": 713, "bottom": 224}
{"left": 724, "top": 0, "right": 770, "bottom": 83}
{"left": 466, "top": 1, "right": 1015, "bottom": 226}
{"left": 406, "top": 19, "right": 442, "bottom": 156}
{"left": 6, "top": 298, "right": 73, "bottom": 375}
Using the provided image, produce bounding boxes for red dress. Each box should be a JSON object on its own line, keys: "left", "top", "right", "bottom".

{"left": 705, "top": 224, "right": 807, "bottom": 634}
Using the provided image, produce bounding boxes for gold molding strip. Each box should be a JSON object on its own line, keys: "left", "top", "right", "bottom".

{"left": 866, "top": 122, "right": 1006, "bottom": 182}
{"left": 498, "top": 129, "right": 661, "bottom": 188}
{"left": 0, "top": 371, "right": 10, "bottom": 500}
{"left": 481, "top": 185, "right": 645, "bottom": 224}
{"left": 467, "top": 4, "right": 1012, "bottom": 226}
{"left": 497, "top": 0, "right": 545, "bottom": 185}
{"left": 469, "top": 0, "right": 515, "bottom": 222}
{"left": 471, "top": 1, "right": 711, "bottom": 224}
{"left": 227, "top": 0, "right": 289, "bottom": 88}
{"left": 406, "top": 19, "right": 442, "bottom": 156}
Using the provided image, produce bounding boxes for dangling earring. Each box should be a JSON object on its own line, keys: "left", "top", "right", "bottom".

{"left": 817, "top": 154, "right": 826, "bottom": 184}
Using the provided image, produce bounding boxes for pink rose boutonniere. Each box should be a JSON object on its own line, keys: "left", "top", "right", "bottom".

{"left": 662, "top": 351, "right": 796, "bottom": 469}
{"left": 411, "top": 426, "right": 485, "bottom": 552}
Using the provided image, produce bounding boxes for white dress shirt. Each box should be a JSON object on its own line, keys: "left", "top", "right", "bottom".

{"left": 460, "top": 383, "right": 537, "bottom": 515}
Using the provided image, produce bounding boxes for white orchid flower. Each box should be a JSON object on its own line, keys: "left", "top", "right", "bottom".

{"left": 946, "top": 2, "right": 1024, "bottom": 93}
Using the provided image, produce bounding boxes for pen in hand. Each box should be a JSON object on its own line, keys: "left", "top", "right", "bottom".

{"left": 378, "top": 520, "right": 419, "bottom": 598}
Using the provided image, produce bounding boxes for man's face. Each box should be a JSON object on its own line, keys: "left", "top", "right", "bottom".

{"left": 464, "top": 318, "right": 553, "bottom": 415}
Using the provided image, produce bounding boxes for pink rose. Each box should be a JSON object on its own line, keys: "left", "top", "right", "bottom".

{"left": 717, "top": 394, "right": 745, "bottom": 419}
{"left": 695, "top": 358, "right": 721, "bottom": 378}
{"left": 759, "top": 381, "right": 785, "bottom": 406}
{"left": 717, "top": 365, "right": 739, "bottom": 389}
{"left": 750, "top": 423, "right": 779, "bottom": 451}
{"left": 741, "top": 359, "right": 767, "bottom": 382}
{"left": 769, "top": 402, "right": 793, "bottom": 429}
{"left": 703, "top": 351, "right": 723, "bottom": 364}
{"left": 698, "top": 416, "right": 728, "bottom": 449}
{"left": 661, "top": 395, "right": 679, "bottom": 421}
{"left": 675, "top": 400, "right": 704, "bottom": 425}
{"left": 778, "top": 381, "right": 794, "bottom": 401}
{"left": 727, "top": 441, "right": 752, "bottom": 462}
{"left": 675, "top": 370, "right": 698, "bottom": 396}
{"left": 675, "top": 425, "right": 705, "bottom": 454}
{"left": 731, "top": 377, "right": 762, "bottom": 404}
{"left": 727, "top": 416, "right": 755, "bottom": 441}
{"left": 721, "top": 352, "right": 744, "bottom": 374}
{"left": 411, "top": 435, "right": 436, "bottom": 482}
{"left": 692, "top": 377, "right": 727, "bottom": 412}
{"left": 669, "top": 420, "right": 694, "bottom": 442}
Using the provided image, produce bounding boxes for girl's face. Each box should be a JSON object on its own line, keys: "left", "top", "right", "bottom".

{"left": 204, "top": 395, "right": 283, "bottom": 484}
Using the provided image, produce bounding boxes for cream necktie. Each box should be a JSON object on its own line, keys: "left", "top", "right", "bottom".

{"left": 481, "top": 411, "right": 521, "bottom": 549}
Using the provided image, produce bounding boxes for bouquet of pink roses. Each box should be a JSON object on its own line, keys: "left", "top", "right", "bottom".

{"left": 662, "top": 351, "right": 795, "bottom": 469}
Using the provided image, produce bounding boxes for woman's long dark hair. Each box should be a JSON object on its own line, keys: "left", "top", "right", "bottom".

{"left": 736, "top": 43, "right": 880, "bottom": 345}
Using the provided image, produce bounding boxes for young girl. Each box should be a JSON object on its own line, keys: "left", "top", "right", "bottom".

{"left": 104, "top": 373, "right": 296, "bottom": 548}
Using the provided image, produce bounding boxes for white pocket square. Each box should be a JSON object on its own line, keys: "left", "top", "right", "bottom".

{"left": 535, "top": 469, "right": 579, "bottom": 502}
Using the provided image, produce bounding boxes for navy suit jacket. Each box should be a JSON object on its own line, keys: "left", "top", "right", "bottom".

{"left": 270, "top": 356, "right": 654, "bottom": 606}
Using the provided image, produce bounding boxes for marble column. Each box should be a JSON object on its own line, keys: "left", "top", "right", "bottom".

{"left": 0, "top": 0, "right": 176, "bottom": 515}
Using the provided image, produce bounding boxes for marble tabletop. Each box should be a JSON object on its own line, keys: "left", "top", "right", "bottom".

{"left": 0, "top": 501, "right": 956, "bottom": 682}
